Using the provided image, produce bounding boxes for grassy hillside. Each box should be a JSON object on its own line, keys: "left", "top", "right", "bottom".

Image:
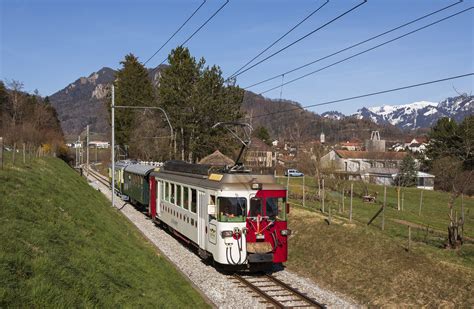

{"left": 0, "top": 156, "right": 209, "bottom": 307}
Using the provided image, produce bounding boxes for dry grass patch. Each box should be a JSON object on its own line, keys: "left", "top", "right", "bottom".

{"left": 286, "top": 208, "right": 474, "bottom": 306}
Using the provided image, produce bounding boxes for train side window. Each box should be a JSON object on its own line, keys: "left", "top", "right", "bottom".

{"left": 190, "top": 189, "right": 197, "bottom": 213}
{"left": 209, "top": 195, "right": 216, "bottom": 220}
{"left": 249, "top": 197, "right": 262, "bottom": 217}
{"left": 183, "top": 187, "right": 189, "bottom": 210}
{"left": 176, "top": 185, "right": 182, "bottom": 207}
{"left": 164, "top": 182, "right": 169, "bottom": 201}
{"left": 171, "top": 183, "right": 175, "bottom": 204}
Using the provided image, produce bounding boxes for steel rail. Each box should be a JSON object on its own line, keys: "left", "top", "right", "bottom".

{"left": 233, "top": 274, "right": 325, "bottom": 308}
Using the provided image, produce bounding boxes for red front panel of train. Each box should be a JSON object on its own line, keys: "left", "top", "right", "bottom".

{"left": 246, "top": 190, "right": 288, "bottom": 263}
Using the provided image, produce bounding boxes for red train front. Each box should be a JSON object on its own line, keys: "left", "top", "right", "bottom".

{"left": 245, "top": 188, "right": 290, "bottom": 265}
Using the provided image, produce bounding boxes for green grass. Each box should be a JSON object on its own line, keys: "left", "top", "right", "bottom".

{"left": 0, "top": 156, "right": 209, "bottom": 307}
{"left": 287, "top": 207, "right": 474, "bottom": 306}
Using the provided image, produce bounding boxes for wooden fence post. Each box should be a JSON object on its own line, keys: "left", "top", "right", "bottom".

{"left": 0, "top": 137, "right": 3, "bottom": 170}
{"left": 342, "top": 187, "right": 345, "bottom": 213}
{"left": 12, "top": 143, "right": 16, "bottom": 165}
{"left": 322, "top": 178, "right": 325, "bottom": 213}
{"left": 419, "top": 190, "right": 423, "bottom": 216}
{"left": 401, "top": 192, "right": 404, "bottom": 211}
{"left": 408, "top": 226, "right": 411, "bottom": 252}
{"left": 382, "top": 185, "right": 386, "bottom": 231}
{"left": 302, "top": 176, "right": 306, "bottom": 208}
{"left": 350, "top": 183, "right": 353, "bottom": 222}
{"left": 328, "top": 205, "right": 332, "bottom": 225}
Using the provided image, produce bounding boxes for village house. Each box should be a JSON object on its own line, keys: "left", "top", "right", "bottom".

{"left": 339, "top": 138, "right": 362, "bottom": 151}
{"left": 321, "top": 149, "right": 407, "bottom": 173}
{"left": 245, "top": 137, "right": 273, "bottom": 169}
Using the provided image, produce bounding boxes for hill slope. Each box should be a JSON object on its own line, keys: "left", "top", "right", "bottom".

{"left": 0, "top": 157, "right": 208, "bottom": 307}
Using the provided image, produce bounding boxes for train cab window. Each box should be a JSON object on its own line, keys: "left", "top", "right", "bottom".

{"left": 218, "top": 197, "right": 246, "bottom": 222}
{"left": 190, "top": 189, "right": 197, "bottom": 213}
{"left": 183, "top": 187, "right": 189, "bottom": 210}
{"left": 249, "top": 197, "right": 262, "bottom": 217}
{"left": 266, "top": 197, "right": 287, "bottom": 221}
{"left": 176, "top": 185, "right": 182, "bottom": 207}
{"left": 164, "top": 182, "right": 169, "bottom": 202}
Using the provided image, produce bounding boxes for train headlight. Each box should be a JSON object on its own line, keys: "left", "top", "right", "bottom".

{"left": 280, "top": 229, "right": 292, "bottom": 236}
{"left": 221, "top": 230, "right": 233, "bottom": 238}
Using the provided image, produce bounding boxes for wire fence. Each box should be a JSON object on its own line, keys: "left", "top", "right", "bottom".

{"left": 277, "top": 175, "right": 473, "bottom": 250}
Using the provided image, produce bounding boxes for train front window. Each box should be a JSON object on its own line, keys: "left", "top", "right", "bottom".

{"left": 266, "top": 197, "right": 287, "bottom": 221}
{"left": 218, "top": 197, "right": 246, "bottom": 222}
{"left": 249, "top": 197, "right": 262, "bottom": 217}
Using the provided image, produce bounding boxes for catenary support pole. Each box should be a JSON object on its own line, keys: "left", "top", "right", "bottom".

{"left": 111, "top": 85, "right": 115, "bottom": 208}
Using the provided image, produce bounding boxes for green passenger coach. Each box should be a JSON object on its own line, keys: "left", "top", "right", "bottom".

{"left": 123, "top": 164, "right": 156, "bottom": 205}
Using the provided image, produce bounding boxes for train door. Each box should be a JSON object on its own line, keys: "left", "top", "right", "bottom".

{"left": 149, "top": 177, "right": 156, "bottom": 219}
{"left": 156, "top": 180, "right": 162, "bottom": 217}
{"left": 197, "top": 191, "right": 206, "bottom": 249}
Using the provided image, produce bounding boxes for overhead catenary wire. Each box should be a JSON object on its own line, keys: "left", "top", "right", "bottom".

{"left": 258, "top": 6, "right": 473, "bottom": 95}
{"left": 244, "top": 0, "right": 463, "bottom": 89}
{"left": 227, "top": 0, "right": 330, "bottom": 79}
{"left": 250, "top": 73, "right": 473, "bottom": 119}
{"left": 227, "top": 0, "right": 367, "bottom": 80}
{"left": 158, "top": 0, "right": 230, "bottom": 66}
{"left": 143, "top": 0, "right": 207, "bottom": 65}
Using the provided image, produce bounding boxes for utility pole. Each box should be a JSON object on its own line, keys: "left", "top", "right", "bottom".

{"left": 86, "top": 124, "right": 90, "bottom": 175}
{"left": 0, "top": 137, "right": 3, "bottom": 170}
{"left": 110, "top": 85, "right": 173, "bottom": 209}
{"left": 111, "top": 86, "right": 115, "bottom": 209}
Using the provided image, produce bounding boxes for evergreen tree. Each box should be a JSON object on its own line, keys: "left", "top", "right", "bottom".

{"left": 427, "top": 116, "right": 473, "bottom": 170}
{"left": 395, "top": 155, "right": 417, "bottom": 187}
{"left": 254, "top": 126, "right": 271, "bottom": 145}
{"left": 114, "top": 53, "right": 154, "bottom": 147}
{"left": 158, "top": 47, "right": 244, "bottom": 162}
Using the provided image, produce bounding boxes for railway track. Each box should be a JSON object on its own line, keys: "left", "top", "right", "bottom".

{"left": 232, "top": 273, "right": 325, "bottom": 308}
{"left": 87, "top": 168, "right": 110, "bottom": 188}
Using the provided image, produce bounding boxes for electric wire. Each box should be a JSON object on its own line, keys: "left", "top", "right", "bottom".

{"left": 158, "top": 0, "right": 230, "bottom": 66}
{"left": 227, "top": 0, "right": 367, "bottom": 79}
{"left": 257, "top": 7, "right": 473, "bottom": 95}
{"left": 227, "top": 0, "right": 330, "bottom": 79}
{"left": 143, "top": 0, "right": 207, "bottom": 65}
{"left": 244, "top": 0, "right": 463, "bottom": 89}
{"left": 250, "top": 73, "right": 473, "bottom": 119}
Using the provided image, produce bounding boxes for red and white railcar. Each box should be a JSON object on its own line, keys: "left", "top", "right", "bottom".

{"left": 147, "top": 161, "right": 290, "bottom": 268}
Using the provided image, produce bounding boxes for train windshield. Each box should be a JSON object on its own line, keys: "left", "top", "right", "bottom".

{"left": 218, "top": 197, "right": 247, "bottom": 222}
{"left": 266, "top": 197, "right": 287, "bottom": 221}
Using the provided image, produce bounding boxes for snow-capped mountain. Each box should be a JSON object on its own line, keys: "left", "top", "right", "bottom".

{"left": 321, "top": 111, "right": 346, "bottom": 120}
{"left": 353, "top": 95, "right": 473, "bottom": 129}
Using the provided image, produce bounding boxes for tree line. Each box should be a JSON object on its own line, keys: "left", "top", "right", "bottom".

{"left": 110, "top": 47, "right": 244, "bottom": 163}
{"left": 0, "top": 80, "right": 66, "bottom": 158}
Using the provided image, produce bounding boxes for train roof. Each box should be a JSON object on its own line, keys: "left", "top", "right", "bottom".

{"left": 124, "top": 164, "right": 156, "bottom": 176}
{"left": 150, "top": 161, "right": 285, "bottom": 191}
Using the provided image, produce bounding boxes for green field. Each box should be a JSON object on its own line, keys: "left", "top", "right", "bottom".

{"left": 0, "top": 155, "right": 209, "bottom": 307}
{"left": 279, "top": 176, "right": 473, "bottom": 245}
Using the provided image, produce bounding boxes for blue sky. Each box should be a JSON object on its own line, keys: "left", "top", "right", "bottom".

{"left": 1, "top": 0, "right": 473, "bottom": 114}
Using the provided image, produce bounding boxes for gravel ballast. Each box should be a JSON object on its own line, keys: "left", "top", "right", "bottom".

{"left": 87, "top": 175, "right": 357, "bottom": 308}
